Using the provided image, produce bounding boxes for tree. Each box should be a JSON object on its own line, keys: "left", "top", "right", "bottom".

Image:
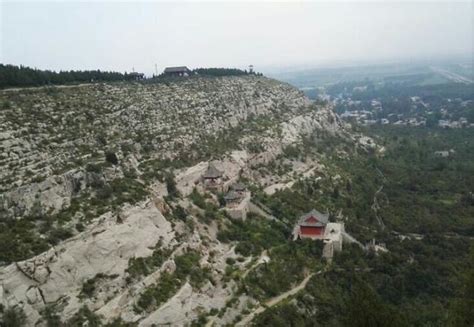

{"left": 0, "top": 306, "right": 27, "bottom": 327}
{"left": 105, "top": 151, "right": 119, "bottom": 165}
{"left": 0, "top": 64, "right": 139, "bottom": 89}
{"left": 66, "top": 306, "right": 102, "bottom": 327}
{"left": 344, "top": 279, "right": 406, "bottom": 327}
{"left": 448, "top": 246, "right": 474, "bottom": 326}
{"left": 165, "top": 174, "right": 179, "bottom": 199}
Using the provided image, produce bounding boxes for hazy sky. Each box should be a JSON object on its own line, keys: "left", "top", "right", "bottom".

{"left": 1, "top": 1, "right": 472, "bottom": 75}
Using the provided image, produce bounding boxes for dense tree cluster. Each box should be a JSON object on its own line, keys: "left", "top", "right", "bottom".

{"left": 230, "top": 125, "right": 474, "bottom": 326}
{"left": 0, "top": 64, "right": 265, "bottom": 89}
{"left": 0, "top": 64, "right": 140, "bottom": 88}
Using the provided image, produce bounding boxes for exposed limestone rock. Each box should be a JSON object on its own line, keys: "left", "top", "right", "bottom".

{"left": 139, "top": 280, "right": 234, "bottom": 327}
{"left": 0, "top": 201, "right": 173, "bottom": 325}
{"left": 0, "top": 76, "right": 309, "bottom": 194}
{"left": 1, "top": 169, "right": 85, "bottom": 219}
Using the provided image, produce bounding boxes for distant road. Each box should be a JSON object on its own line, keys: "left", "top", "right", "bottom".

{"left": 430, "top": 66, "right": 473, "bottom": 84}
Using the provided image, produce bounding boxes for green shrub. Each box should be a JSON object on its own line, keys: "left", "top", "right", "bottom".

{"left": 172, "top": 205, "right": 187, "bottom": 221}
{"left": 189, "top": 188, "right": 206, "bottom": 208}
{"left": 127, "top": 245, "right": 171, "bottom": 279}
{"left": 81, "top": 278, "right": 96, "bottom": 298}
{"left": 134, "top": 250, "right": 207, "bottom": 313}
{"left": 67, "top": 306, "right": 102, "bottom": 327}
{"left": 217, "top": 219, "right": 288, "bottom": 256}
{"left": 47, "top": 227, "right": 73, "bottom": 245}
{"left": 243, "top": 240, "right": 323, "bottom": 300}
{"left": 86, "top": 163, "right": 102, "bottom": 173}
{"left": 75, "top": 223, "right": 85, "bottom": 232}
{"left": 165, "top": 173, "right": 179, "bottom": 198}
{"left": 2, "top": 100, "right": 11, "bottom": 110}
{"left": 104, "top": 317, "right": 136, "bottom": 327}
{"left": 105, "top": 151, "right": 119, "bottom": 165}
{"left": 80, "top": 273, "right": 119, "bottom": 299}
{"left": 1, "top": 306, "right": 26, "bottom": 326}
{"left": 40, "top": 305, "right": 61, "bottom": 327}
{"left": 135, "top": 272, "right": 182, "bottom": 313}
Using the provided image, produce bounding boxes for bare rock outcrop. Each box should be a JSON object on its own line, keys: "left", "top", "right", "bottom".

{"left": 0, "top": 201, "right": 173, "bottom": 325}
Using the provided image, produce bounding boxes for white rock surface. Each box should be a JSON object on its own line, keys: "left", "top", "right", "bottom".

{"left": 0, "top": 201, "right": 174, "bottom": 325}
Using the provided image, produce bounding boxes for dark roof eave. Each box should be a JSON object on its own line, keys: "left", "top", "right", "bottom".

{"left": 232, "top": 182, "right": 246, "bottom": 191}
{"left": 298, "top": 209, "right": 329, "bottom": 225}
{"left": 300, "top": 222, "right": 326, "bottom": 227}
{"left": 164, "top": 66, "right": 191, "bottom": 73}
{"left": 203, "top": 164, "right": 223, "bottom": 179}
{"left": 224, "top": 191, "right": 241, "bottom": 200}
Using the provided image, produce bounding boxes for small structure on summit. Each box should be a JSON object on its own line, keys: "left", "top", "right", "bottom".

{"left": 224, "top": 190, "right": 242, "bottom": 207}
{"left": 296, "top": 209, "right": 329, "bottom": 240}
{"left": 163, "top": 66, "right": 191, "bottom": 77}
{"left": 223, "top": 182, "right": 247, "bottom": 207}
{"left": 231, "top": 182, "right": 246, "bottom": 194}
{"left": 293, "top": 209, "right": 363, "bottom": 261}
{"left": 434, "top": 149, "right": 455, "bottom": 158}
{"left": 202, "top": 163, "right": 223, "bottom": 189}
{"left": 223, "top": 182, "right": 251, "bottom": 219}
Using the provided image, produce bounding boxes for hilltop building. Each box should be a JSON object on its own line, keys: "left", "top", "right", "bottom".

{"left": 434, "top": 149, "right": 455, "bottom": 158}
{"left": 296, "top": 209, "right": 329, "bottom": 239}
{"left": 202, "top": 163, "right": 223, "bottom": 189}
{"left": 231, "top": 182, "right": 246, "bottom": 194}
{"left": 223, "top": 182, "right": 251, "bottom": 220}
{"left": 292, "top": 209, "right": 351, "bottom": 261}
{"left": 224, "top": 190, "right": 242, "bottom": 207}
{"left": 163, "top": 66, "right": 191, "bottom": 77}
{"left": 223, "top": 182, "right": 247, "bottom": 207}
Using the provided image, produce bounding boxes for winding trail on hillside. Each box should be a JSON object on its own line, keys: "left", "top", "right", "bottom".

{"left": 236, "top": 271, "right": 321, "bottom": 326}
{"left": 242, "top": 250, "right": 270, "bottom": 279}
{"left": 371, "top": 185, "right": 386, "bottom": 230}
{"left": 371, "top": 165, "right": 388, "bottom": 230}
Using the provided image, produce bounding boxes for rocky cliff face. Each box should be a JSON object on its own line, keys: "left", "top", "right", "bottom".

{"left": 0, "top": 77, "right": 308, "bottom": 192}
{"left": 0, "top": 76, "right": 361, "bottom": 325}
{"left": 0, "top": 77, "right": 314, "bottom": 217}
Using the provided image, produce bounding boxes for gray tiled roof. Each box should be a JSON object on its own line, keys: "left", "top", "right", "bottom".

{"left": 164, "top": 66, "right": 190, "bottom": 73}
{"left": 231, "top": 182, "right": 246, "bottom": 191}
{"left": 299, "top": 209, "right": 329, "bottom": 227}
{"left": 203, "top": 163, "right": 222, "bottom": 179}
{"left": 224, "top": 190, "right": 241, "bottom": 201}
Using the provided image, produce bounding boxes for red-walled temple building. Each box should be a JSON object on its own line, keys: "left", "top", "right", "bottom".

{"left": 297, "top": 209, "right": 329, "bottom": 240}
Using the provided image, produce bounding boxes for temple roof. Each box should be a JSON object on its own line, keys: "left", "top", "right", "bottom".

{"left": 164, "top": 66, "right": 190, "bottom": 73}
{"left": 298, "top": 209, "right": 329, "bottom": 227}
{"left": 224, "top": 190, "right": 241, "bottom": 201}
{"left": 231, "top": 182, "right": 246, "bottom": 191}
{"left": 202, "top": 163, "right": 223, "bottom": 179}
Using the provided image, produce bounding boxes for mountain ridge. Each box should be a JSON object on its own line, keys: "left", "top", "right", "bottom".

{"left": 0, "top": 75, "right": 368, "bottom": 325}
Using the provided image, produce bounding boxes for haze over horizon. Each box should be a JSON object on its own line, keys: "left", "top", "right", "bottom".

{"left": 1, "top": 1, "right": 472, "bottom": 75}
